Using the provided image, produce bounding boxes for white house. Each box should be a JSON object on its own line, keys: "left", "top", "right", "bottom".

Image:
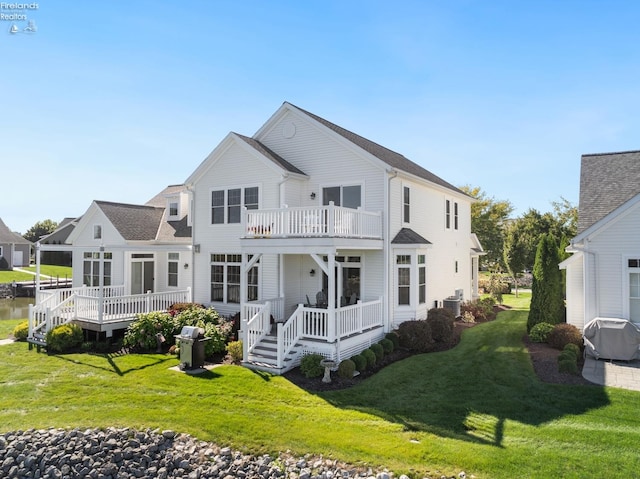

{"left": 561, "top": 150, "right": 640, "bottom": 331}
{"left": 28, "top": 102, "right": 482, "bottom": 373}
{"left": 186, "top": 102, "right": 481, "bottom": 372}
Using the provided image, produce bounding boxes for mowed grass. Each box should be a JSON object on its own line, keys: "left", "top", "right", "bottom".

{"left": 1, "top": 293, "right": 638, "bottom": 478}
{"left": 0, "top": 265, "right": 72, "bottom": 282}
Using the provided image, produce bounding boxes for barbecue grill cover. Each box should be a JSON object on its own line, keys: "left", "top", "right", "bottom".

{"left": 179, "top": 326, "right": 204, "bottom": 339}
{"left": 583, "top": 318, "right": 640, "bottom": 360}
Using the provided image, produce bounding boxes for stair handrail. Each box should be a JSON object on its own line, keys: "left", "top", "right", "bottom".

{"left": 29, "top": 293, "right": 78, "bottom": 339}
{"left": 277, "top": 305, "right": 304, "bottom": 369}
{"left": 245, "top": 301, "right": 271, "bottom": 355}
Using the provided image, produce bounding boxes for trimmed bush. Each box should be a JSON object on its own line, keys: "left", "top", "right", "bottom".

{"left": 12, "top": 320, "right": 29, "bottom": 341}
{"left": 548, "top": 323, "right": 583, "bottom": 350}
{"left": 225, "top": 340, "right": 243, "bottom": 364}
{"left": 529, "top": 322, "right": 555, "bottom": 343}
{"left": 370, "top": 343, "right": 384, "bottom": 361}
{"left": 461, "top": 297, "right": 495, "bottom": 322}
{"left": 397, "top": 320, "right": 433, "bottom": 352}
{"left": 379, "top": 338, "right": 394, "bottom": 354}
{"left": 564, "top": 343, "right": 581, "bottom": 357}
{"left": 362, "top": 348, "right": 376, "bottom": 369}
{"left": 168, "top": 302, "right": 204, "bottom": 315}
{"left": 337, "top": 359, "right": 356, "bottom": 379}
{"left": 558, "top": 349, "right": 577, "bottom": 362}
{"left": 558, "top": 358, "right": 578, "bottom": 375}
{"left": 299, "top": 353, "right": 325, "bottom": 378}
{"left": 46, "top": 323, "right": 83, "bottom": 353}
{"left": 426, "top": 308, "right": 455, "bottom": 344}
{"left": 351, "top": 354, "right": 366, "bottom": 372}
{"left": 385, "top": 331, "right": 400, "bottom": 349}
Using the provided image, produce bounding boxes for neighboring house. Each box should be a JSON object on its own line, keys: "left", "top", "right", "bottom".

{"left": 30, "top": 185, "right": 193, "bottom": 342}
{"left": 39, "top": 217, "right": 80, "bottom": 266}
{"left": 561, "top": 150, "right": 640, "bottom": 331}
{"left": 186, "top": 102, "right": 482, "bottom": 372}
{"left": 0, "top": 218, "right": 32, "bottom": 269}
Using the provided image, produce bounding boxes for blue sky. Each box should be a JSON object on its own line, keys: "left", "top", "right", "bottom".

{"left": 3, "top": 1, "right": 640, "bottom": 235}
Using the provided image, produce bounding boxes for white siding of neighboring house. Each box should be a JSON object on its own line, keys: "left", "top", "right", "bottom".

{"left": 578, "top": 203, "right": 640, "bottom": 326}
{"left": 190, "top": 139, "right": 283, "bottom": 313}
{"left": 563, "top": 253, "right": 585, "bottom": 330}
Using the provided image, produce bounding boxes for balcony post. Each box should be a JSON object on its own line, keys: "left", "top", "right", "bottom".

{"left": 328, "top": 201, "right": 335, "bottom": 236}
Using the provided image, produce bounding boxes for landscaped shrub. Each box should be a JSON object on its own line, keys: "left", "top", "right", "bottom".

{"left": 225, "top": 340, "right": 243, "bottom": 364}
{"left": 461, "top": 310, "right": 476, "bottom": 323}
{"left": 299, "top": 353, "right": 325, "bottom": 378}
{"left": 12, "top": 320, "right": 29, "bottom": 341}
{"left": 426, "top": 308, "right": 455, "bottom": 344}
{"left": 564, "top": 343, "right": 581, "bottom": 357}
{"left": 362, "top": 348, "right": 376, "bottom": 369}
{"left": 385, "top": 331, "right": 400, "bottom": 349}
{"left": 548, "top": 323, "right": 583, "bottom": 350}
{"left": 123, "top": 311, "right": 177, "bottom": 351}
{"left": 174, "top": 307, "right": 233, "bottom": 356}
{"left": 461, "top": 297, "right": 496, "bottom": 322}
{"left": 168, "top": 302, "right": 204, "bottom": 316}
{"left": 337, "top": 359, "right": 355, "bottom": 379}
{"left": 529, "top": 322, "right": 555, "bottom": 343}
{"left": 46, "top": 323, "right": 83, "bottom": 353}
{"left": 558, "top": 358, "right": 578, "bottom": 375}
{"left": 379, "top": 338, "right": 394, "bottom": 354}
{"left": 351, "top": 354, "right": 366, "bottom": 372}
{"left": 370, "top": 343, "right": 384, "bottom": 361}
{"left": 558, "top": 349, "right": 577, "bottom": 362}
{"left": 397, "top": 320, "right": 433, "bottom": 352}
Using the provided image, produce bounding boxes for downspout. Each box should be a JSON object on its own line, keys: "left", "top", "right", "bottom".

{"left": 385, "top": 168, "right": 398, "bottom": 332}
{"left": 277, "top": 174, "right": 289, "bottom": 303}
{"left": 186, "top": 183, "right": 196, "bottom": 303}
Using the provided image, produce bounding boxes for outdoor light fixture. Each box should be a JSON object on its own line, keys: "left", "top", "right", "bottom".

{"left": 310, "top": 269, "right": 316, "bottom": 277}
{"left": 310, "top": 192, "right": 316, "bottom": 199}
{"left": 184, "top": 263, "right": 189, "bottom": 269}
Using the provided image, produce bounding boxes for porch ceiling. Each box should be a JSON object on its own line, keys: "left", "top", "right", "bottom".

{"left": 240, "top": 236, "right": 383, "bottom": 254}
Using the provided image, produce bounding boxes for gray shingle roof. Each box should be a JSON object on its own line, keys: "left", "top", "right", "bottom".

{"left": 235, "top": 133, "right": 307, "bottom": 175}
{"left": 578, "top": 150, "right": 640, "bottom": 233}
{"left": 391, "top": 227, "right": 432, "bottom": 245}
{"left": 290, "top": 103, "right": 467, "bottom": 196}
{"left": 0, "top": 218, "right": 31, "bottom": 244}
{"left": 96, "top": 201, "right": 165, "bottom": 241}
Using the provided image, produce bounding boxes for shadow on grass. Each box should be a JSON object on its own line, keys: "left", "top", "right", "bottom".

{"left": 53, "top": 352, "right": 175, "bottom": 376}
{"left": 320, "top": 312, "right": 611, "bottom": 448}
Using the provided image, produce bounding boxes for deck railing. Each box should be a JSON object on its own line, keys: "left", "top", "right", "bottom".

{"left": 242, "top": 300, "right": 273, "bottom": 358}
{"left": 243, "top": 203, "right": 382, "bottom": 239}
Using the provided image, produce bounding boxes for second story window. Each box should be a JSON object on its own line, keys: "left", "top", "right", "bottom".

{"left": 403, "top": 186, "right": 410, "bottom": 223}
{"left": 322, "top": 185, "right": 361, "bottom": 209}
{"left": 93, "top": 225, "right": 102, "bottom": 240}
{"left": 211, "top": 186, "right": 259, "bottom": 224}
{"left": 169, "top": 201, "right": 179, "bottom": 218}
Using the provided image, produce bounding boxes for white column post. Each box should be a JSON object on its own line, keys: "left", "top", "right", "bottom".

{"left": 98, "top": 246, "right": 105, "bottom": 324}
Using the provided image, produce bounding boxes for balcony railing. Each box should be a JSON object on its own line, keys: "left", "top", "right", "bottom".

{"left": 243, "top": 203, "right": 382, "bottom": 239}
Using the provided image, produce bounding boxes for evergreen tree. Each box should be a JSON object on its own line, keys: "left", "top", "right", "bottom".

{"left": 527, "top": 233, "right": 565, "bottom": 332}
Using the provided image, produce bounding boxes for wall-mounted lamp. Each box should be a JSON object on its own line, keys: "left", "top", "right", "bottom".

{"left": 184, "top": 263, "right": 189, "bottom": 269}
{"left": 310, "top": 269, "right": 316, "bottom": 277}
{"left": 310, "top": 192, "right": 316, "bottom": 200}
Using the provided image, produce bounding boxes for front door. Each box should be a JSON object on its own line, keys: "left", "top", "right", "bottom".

{"left": 131, "top": 254, "right": 154, "bottom": 294}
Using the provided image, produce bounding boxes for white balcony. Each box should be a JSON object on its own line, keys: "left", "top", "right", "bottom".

{"left": 242, "top": 203, "right": 382, "bottom": 240}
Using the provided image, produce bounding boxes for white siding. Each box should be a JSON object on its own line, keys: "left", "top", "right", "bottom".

{"left": 564, "top": 254, "right": 585, "bottom": 330}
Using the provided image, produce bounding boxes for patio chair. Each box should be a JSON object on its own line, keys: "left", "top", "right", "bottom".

{"left": 316, "top": 290, "right": 328, "bottom": 308}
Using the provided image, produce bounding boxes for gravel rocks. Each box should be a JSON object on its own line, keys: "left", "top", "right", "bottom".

{"left": 0, "top": 427, "right": 467, "bottom": 479}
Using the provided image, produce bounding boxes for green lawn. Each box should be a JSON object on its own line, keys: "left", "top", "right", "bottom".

{"left": 0, "top": 293, "right": 637, "bottom": 478}
{"left": 0, "top": 265, "right": 72, "bottom": 283}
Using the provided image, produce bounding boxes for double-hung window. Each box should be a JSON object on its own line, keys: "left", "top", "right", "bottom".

{"left": 418, "top": 255, "right": 426, "bottom": 304}
{"left": 210, "top": 254, "right": 259, "bottom": 303}
{"left": 445, "top": 199, "right": 459, "bottom": 230}
{"left": 397, "top": 255, "right": 411, "bottom": 306}
{"left": 403, "top": 186, "right": 410, "bottom": 223}
{"left": 211, "top": 186, "right": 259, "bottom": 224}
{"left": 322, "top": 185, "right": 361, "bottom": 209}
{"left": 168, "top": 253, "right": 179, "bottom": 287}
{"left": 83, "top": 252, "right": 112, "bottom": 287}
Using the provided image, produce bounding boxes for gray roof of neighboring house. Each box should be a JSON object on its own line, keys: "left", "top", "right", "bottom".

{"left": 235, "top": 133, "right": 307, "bottom": 176}
{"left": 391, "top": 227, "right": 432, "bottom": 245}
{"left": 578, "top": 150, "right": 640, "bottom": 233}
{"left": 0, "top": 218, "right": 31, "bottom": 245}
{"left": 40, "top": 218, "right": 79, "bottom": 244}
{"left": 96, "top": 201, "right": 166, "bottom": 241}
{"left": 290, "top": 103, "right": 468, "bottom": 196}
{"left": 145, "top": 184, "right": 187, "bottom": 208}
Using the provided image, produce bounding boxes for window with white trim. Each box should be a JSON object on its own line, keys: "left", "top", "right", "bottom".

{"left": 169, "top": 201, "right": 179, "bottom": 218}
{"left": 454, "top": 202, "right": 459, "bottom": 230}
{"left": 168, "top": 252, "right": 179, "bottom": 287}
{"left": 445, "top": 200, "right": 451, "bottom": 229}
{"left": 418, "top": 255, "right": 426, "bottom": 304}
{"left": 210, "top": 254, "right": 259, "bottom": 303}
{"left": 397, "top": 255, "right": 411, "bottom": 306}
{"left": 93, "top": 225, "right": 102, "bottom": 239}
{"left": 83, "top": 252, "right": 112, "bottom": 286}
{"left": 629, "top": 259, "right": 640, "bottom": 322}
{"left": 322, "top": 185, "right": 361, "bottom": 209}
{"left": 211, "top": 186, "right": 259, "bottom": 224}
{"left": 403, "top": 186, "right": 410, "bottom": 223}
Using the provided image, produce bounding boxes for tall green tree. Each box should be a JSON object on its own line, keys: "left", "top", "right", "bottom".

{"left": 23, "top": 219, "right": 58, "bottom": 242}
{"left": 527, "top": 233, "right": 565, "bottom": 332}
{"left": 502, "top": 220, "right": 527, "bottom": 297}
{"left": 459, "top": 185, "right": 513, "bottom": 271}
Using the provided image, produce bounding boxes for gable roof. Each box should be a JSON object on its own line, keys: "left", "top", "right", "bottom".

{"left": 145, "top": 184, "right": 188, "bottom": 208}
{"left": 288, "top": 103, "right": 467, "bottom": 196}
{"left": 96, "top": 201, "right": 166, "bottom": 241}
{"left": 0, "top": 218, "right": 31, "bottom": 245}
{"left": 578, "top": 150, "right": 640, "bottom": 233}
{"left": 235, "top": 133, "right": 306, "bottom": 175}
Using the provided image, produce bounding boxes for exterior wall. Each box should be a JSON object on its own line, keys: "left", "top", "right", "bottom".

{"left": 388, "top": 175, "right": 472, "bottom": 325}
{"left": 580, "top": 206, "right": 640, "bottom": 324}
{"left": 190, "top": 140, "right": 283, "bottom": 312}
{"left": 257, "top": 109, "right": 386, "bottom": 213}
{"left": 564, "top": 254, "right": 585, "bottom": 330}
{"left": 1, "top": 243, "right": 30, "bottom": 268}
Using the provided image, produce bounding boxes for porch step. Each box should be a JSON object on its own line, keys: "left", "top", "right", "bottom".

{"left": 244, "top": 334, "right": 302, "bottom": 374}
{"left": 27, "top": 332, "right": 47, "bottom": 351}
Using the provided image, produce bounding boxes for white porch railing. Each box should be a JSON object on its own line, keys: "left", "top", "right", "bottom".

{"left": 28, "top": 288, "right": 191, "bottom": 340}
{"left": 255, "top": 297, "right": 385, "bottom": 370}
{"left": 242, "top": 300, "right": 273, "bottom": 358}
{"left": 243, "top": 203, "right": 382, "bottom": 239}
{"left": 245, "top": 297, "right": 284, "bottom": 322}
